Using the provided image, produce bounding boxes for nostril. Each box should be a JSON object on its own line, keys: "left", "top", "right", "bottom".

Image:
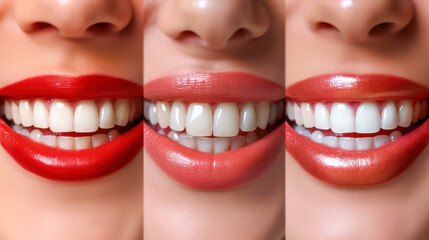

{"left": 315, "top": 22, "right": 340, "bottom": 33}
{"left": 229, "top": 28, "right": 250, "bottom": 41}
{"left": 87, "top": 22, "right": 116, "bottom": 35}
{"left": 369, "top": 22, "right": 396, "bottom": 37}
{"left": 28, "top": 22, "right": 54, "bottom": 32}
{"left": 176, "top": 30, "right": 201, "bottom": 41}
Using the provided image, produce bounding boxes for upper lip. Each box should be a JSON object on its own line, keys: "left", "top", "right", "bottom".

{"left": 286, "top": 73, "right": 429, "bottom": 186}
{"left": 0, "top": 75, "right": 143, "bottom": 180}
{"left": 144, "top": 72, "right": 284, "bottom": 189}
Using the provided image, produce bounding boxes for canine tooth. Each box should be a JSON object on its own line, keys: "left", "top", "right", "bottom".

{"left": 398, "top": 100, "right": 412, "bottom": 127}
{"left": 148, "top": 102, "right": 158, "bottom": 125}
{"left": 92, "top": 134, "right": 109, "bottom": 148}
{"left": 58, "top": 136, "right": 74, "bottom": 150}
{"left": 214, "top": 138, "right": 230, "bottom": 153}
{"left": 4, "top": 100, "right": 12, "bottom": 120}
{"left": 310, "top": 130, "right": 324, "bottom": 143}
{"left": 294, "top": 125, "right": 311, "bottom": 138}
{"left": 276, "top": 101, "right": 285, "bottom": 120}
{"left": 322, "top": 136, "right": 339, "bottom": 148}
{"left": 330, "top": 102, "right": 355, "bottom": 133}
{"left": 301, "top": 103, "right": 314, "bottom": 128}
{"left": 286, "top": 101, "right": 295, "bottom": 121}
{"left": 230, "top": 135, "right": 246, "bottom": 150}
{"left": 381, "top": 101, "right": 398, "bottom": 130}
{"left": 420, "top": 98, "right": 428, "bottom": 120}
{"left": 167, "top": 130, "right": 179, "bottom": 141}
{"left": 49, "top": 100, "right": 73, "bottom": 132}
{"left": 33, "top": 100, "right": 49, "bottom": 129}
{"left": 74, "top": 100, "right": 98, "bottom": 133}
{"left": 213, "top": 103, "right": 239, "bottom": 137}
{"left": 143, "top": 100, "right": 150, "bottom": 120}
{"left": 314, "top": 103, "right": 330, "bottom": 130}
{"left": 115, "top": 99, "right": 130, "bottom": 127}
{"left": 196, "top": 137, "right": 214, "bottom": 153}
{"left": 356, "top": 137, "right": 373, "bottom": 150}
{"left": 186, "top": 103, "right": 213, "bottom": 137}
{"left": 169, "top": 101, "right": 186, "bottom": 131}
{"left": 18, "top": 100, "right": 33, "bottom": 127}
{"left": 268, "top": 103, "right": 277, "bottom": 125}
{"left": 240, "top": 102, "right": 257, "bottom": 132}
{"left": 108, "top": 130, "right": 120, "bottom": 141}
{"left": 374, "top": 135, "right": 390, "bottom": 148}
{"left": 256, "top": 101, "right": 270, "bottom": 129}
{"left": 99, "top": 100, "right": 116, "bottom": 129}
{"left": 42, "top": 135, "right": 57, "bottom": 147}
{"left": 75, "top": 136, "right": 92, "bottom": 150}
{"left": 355, "top": 102, "right": 380, "bottom": 133}
{"left": 412, "top": 101, "right": 420, "bottom": 123}
{"left": 156, "top": 101, "right": 171, "bottom": 129}
{"left": 179, "top": 134, "right": 196, "bottom": 149}
{"left": 390, "top": 131, "right": 402, "bottom": 141}
{"left": 11, "top": 102, "right": 21, "bottom": 125}
{"left": 339, "top": 137, "right": 356, "bottom": 150}
{"left": 246, "top": 132, "right": 258, "bottom": 145}
{"left": 293, "top": 102, "right": 303, "bottom": 126}
{"left": 30, "top": 129, "right": 43, "bottom": 142}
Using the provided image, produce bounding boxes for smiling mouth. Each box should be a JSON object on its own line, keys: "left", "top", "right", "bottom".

{"left": 144, "top": 99, "right": 284, "bottom": 153}
{"left": 286, "top": 98, "right": 428, "bottom": 150}
{"left": 1, "top": 97, "right": 142, "bottom": 149}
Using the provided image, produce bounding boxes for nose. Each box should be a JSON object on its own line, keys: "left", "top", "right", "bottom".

{"left": 14, "top": 0, "right": 133, "bottom": 38}
{"left": 304, "top": 0, "right": 414, "bottom": 43}
{"left": 158, "top": 0, "right": 270, "bottom": 49}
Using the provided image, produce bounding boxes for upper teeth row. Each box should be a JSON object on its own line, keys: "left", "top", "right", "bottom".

{"left": 3, "top": 98, "right": 142, "bottom": 133}
{"left": 144, "top": 100, "right": 284, "bottom": 137}
{"left": 287, "top": 99, "right": 428, "bottom": 134}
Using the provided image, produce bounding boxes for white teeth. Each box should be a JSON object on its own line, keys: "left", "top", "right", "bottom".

{"left": 11, "top": 101, "right": 21, "bottom": 125}
{"left": 75, "top": 137, "right": 92, "bottom": 150}
{"left": 99, "top": 100, "right": 116, "bottom": 129}
{"left": 33, "top": 100, "right": 49, "bottom": 129}
{"left": 4, "top": 100, "right": 12, "bottom": 120}
{"left": 92, "top": 134, "right": 109, "bottom": 148}
{"left": 74, "top": 100, "right": 99, "bottom": 133}
{"left": 380, "top": 101, "right": 398, "bottom": 130}
{"left": 128, "top": 100, "right": 136, "bottom": 123}
{"left": 294, "top": 125, "right": 311, "bottom": 138}
{"left": 339, "top": 137, "right": 356, "bottom": 151}
{"left": 29, "top": 129, "right": 43, "bottom": 142}
{"left": 240, "top": 102, "right": 257, "bottom": 132}
{"left": 322, "top": 136, "right": 339, "bottom": 148}
{"left": 213, "top": 103, "right": 239, "bottom": 137}
{"left": 314, "top": 103, "right": 330, "bottom": 130}
{"left": 256, "top": 101, "right": 270, "bottom": 129}
{"left": 355, "top": 137, "right": 373, "bottom": 150}
{"left": 412, "top": 101, "right": 420, "bottom": 123}
{"left": 58, "top": 136, "right": 75, "bottom": 150}
{"left": 390, "top": 131, "right": 402, "bottom": 141}
{"left": 148, "top": 102, "right": 158, "bottom": 125}
{"left": 196, "top": 137, "right": 214, "bottom": 153}
{"left": 214, "top": 138, "right": 230, "bottom": 153}
{"left": 310, "top": 130, "right": 324, "bottom": 143}
{"left": 19, "top": 100, "right": 33, "bottom": 127}
{"left": 268, "top": 103, "right": 277, "bottom": 125}
{"left": 286, "top": 101, "right": 295, "bottom": 121}
{"left": 301, "top": 103, "right": 314, "bottom": 128}
{"left": 398, "top": 100, "right": 412, "bottom": 127}
{"left": 167, "top": 130, "right": 179, "bottom": 141}
{"left": 115, "top": 99, "right": 130, "bottom": 127}
{"left": 42, "top": 135, "right": 57, "bottom": 148}
{"left": 419, "top": 99, "right": 428, "bottom": 120}
{"left": 169, "top": 101, "right": 186, "bottom": 131}
{"left": 143, "top": 100, "right": 151, "bottom": 120}
{"left": 373, "top": 135, "right": 390, "bottom": 148}
{"left": 293, "top": 102, "right": 303, "bottom": 126}
{"left": 108, "top": 129, "right": 120, "bottom": 141}
{"left": 49, "top": 100, "right": 73, "bottom": 133}
{"left": 179, "top": 134, "right": 197, "bottom": 149}
{"left": 186, "top": 103, "right": 213, "bottom": 137}
{"left": 330, "top": 102, "right": 355, "bottom": 133}
{"left": 230, "top": 135, "right": 246, "bottom": 150}
{"left": 156, "top": 101, "right": 171, "bottom": 129}
{"left": 355, "top": 102, "right": 380, "bottom": 133}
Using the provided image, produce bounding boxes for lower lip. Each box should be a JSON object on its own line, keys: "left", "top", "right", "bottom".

{"left": 0, "top": 120, "right": 143, "bottom": 180}
{"left": 144, "top": 122, "right": 284, "bottom": 189}
{"left": 285, "top": 120, "right": 429, "bottom": 186}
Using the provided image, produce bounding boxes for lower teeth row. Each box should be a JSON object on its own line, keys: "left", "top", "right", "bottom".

{"left": 157, "top": 129, "right": 261, "bottom": 153}
{"left": 12, "top": 125, "right": 120, "bottom": 150}
{"left": 294, "top": 125, "right": 403, "bottom": 151}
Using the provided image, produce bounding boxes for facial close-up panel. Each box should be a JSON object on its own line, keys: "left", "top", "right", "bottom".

{"left": 0, "top": 0, "right": 143, "bottom": 239}
{"left": 286, "top": 0, "right": 429, "bottom": 239}
{"left": 143, "top": 0, "right": 285, "bottom": 239}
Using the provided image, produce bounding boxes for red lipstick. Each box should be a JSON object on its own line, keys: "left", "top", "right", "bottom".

{"left": 0, "top": 75, "right": 143, "bottom": 180}
{"left": 286, "top": 74, "right": 429, "bottom": 186}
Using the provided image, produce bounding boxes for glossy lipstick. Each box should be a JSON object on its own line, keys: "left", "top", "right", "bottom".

{"left": 286, "top": 74, "right": 429, "bottom": 186}
{"left": 144, "top": 72, "right": 284, "bottom": 189}
{"left": 0, "top": 75, "right": 143, "bottom": 180}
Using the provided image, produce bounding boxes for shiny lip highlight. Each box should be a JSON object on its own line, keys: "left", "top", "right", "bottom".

{"left": 144, "top": 72, "right": 284, "bottom": 189}
{"left": 0, "top": 75, "right": 143, "bottom": 181}
{"left": 286, "top": 74, "right": 429, "bottom": 186}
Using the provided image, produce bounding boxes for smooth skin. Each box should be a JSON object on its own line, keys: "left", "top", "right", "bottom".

{"left": 0, "top": 0, "right": 143, "bottom": 239}
{"left": 286, "top": 0, "right": 429, "bottom": 239}
{"left": 144, "top": 0, "right": 285, "bottom": 239}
